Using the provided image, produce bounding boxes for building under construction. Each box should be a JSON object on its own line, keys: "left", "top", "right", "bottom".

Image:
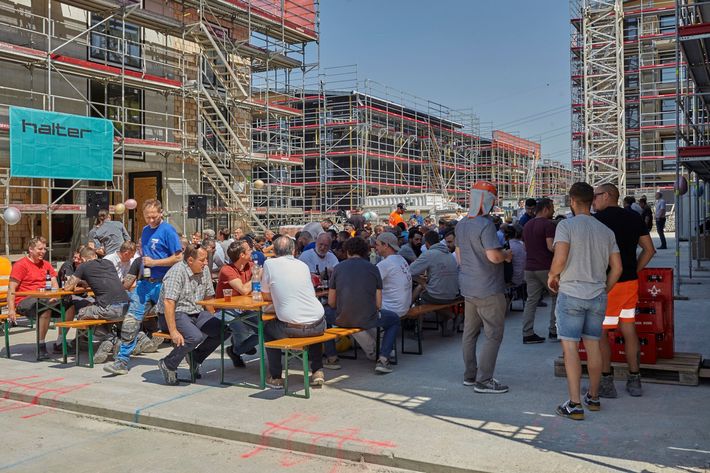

{"left": 536, "top": 158, "right": 577, "bottom": 197}
{"left": 0, "top": 0, "right": 318, "bottom": 256}
{"left": 571, "top": 0, "right": 682, "bottom": 196}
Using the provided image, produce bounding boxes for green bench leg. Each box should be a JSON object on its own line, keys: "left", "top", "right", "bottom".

{"left": 282, "top": 348, "right": 310, "bottom": 399}
{"left": 303, "top": 348, "right": 310, "bottom": 399}
{"left": 87, "top": 328, "right": 95, "bottom": 368}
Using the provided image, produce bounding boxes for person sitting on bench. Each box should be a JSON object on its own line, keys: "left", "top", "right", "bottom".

{"left": 6, "top": 237, "right": 66, "bottom": 359}
{"left": 410, "top": 230, "right": 460, "bottom": 305}
{"left": 156, "top": 244, "right": 221, "bottom": 385}
{"left": 261, "top": 236, "right": 326, "bottom": 389}
{"left": 324, "top": 236, "right": 400, "bottom": 374}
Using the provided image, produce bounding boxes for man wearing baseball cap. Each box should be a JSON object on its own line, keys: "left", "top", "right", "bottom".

{"left": 389, "top": 203, "right": 407, "bottom": 229}
{"left": 455, "top": 181, "right": 513, "bottom": 394}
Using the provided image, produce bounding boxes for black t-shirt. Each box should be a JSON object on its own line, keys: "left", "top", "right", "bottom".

{"left": 73, "top": 259, "right": 130, "bottom": 307}
{"left": 329, "top": 257, "right": 382, "bottom": 329}
{"left": 58, "top": 261, "right": 76, "bottom": 287}
{"left": 594, "top": 206, "right": 649, "bottom": 282}
{"left": 127, "top": 257, "right": 142, "bottom": 281}
{"left": 347, "top": 214, "right": 366, "bottom": 231}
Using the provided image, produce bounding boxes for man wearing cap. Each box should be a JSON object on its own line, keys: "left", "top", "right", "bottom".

{"left": 389, "top": 203, "right": 407, "bottom": 229}
{"left": 456, "top": 181, "right": 513, "bottom": 394}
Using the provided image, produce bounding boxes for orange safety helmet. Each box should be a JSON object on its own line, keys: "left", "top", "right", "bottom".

{"left": 472, "top": 180, "right": 498, "bottom": 197}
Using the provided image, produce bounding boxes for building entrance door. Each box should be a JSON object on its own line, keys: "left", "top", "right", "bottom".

{"left": 128, "top": 171, "right": 162, "bottom": 242}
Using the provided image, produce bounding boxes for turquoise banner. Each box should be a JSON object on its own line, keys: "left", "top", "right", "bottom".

{"left": 10, "top": 107, "right": 114, "bottom": 181}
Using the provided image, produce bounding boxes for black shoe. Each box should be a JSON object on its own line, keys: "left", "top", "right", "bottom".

{"left": 537, "top": 300, "right": 548, "bottom": 307}
{"left": 226, "top": 347, "right": 246, "bottom": 368}
{"left": 38, "top": 348, "right": 51, "bottom": 361}
{"left": 245, "top": 347, "right": 257, "bottom": 356}
{"left": 523, "top": 334, "right": 546, "bottom": 344}
{"left": 548, "top": 331, "right": 558, "bottom": 341}
{"left": 52, "top": 341, "right": 75, "bottom": 353}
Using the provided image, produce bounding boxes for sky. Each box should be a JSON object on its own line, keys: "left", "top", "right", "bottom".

{"left": 317, "top": 0, "right": 572, "bottom": 165}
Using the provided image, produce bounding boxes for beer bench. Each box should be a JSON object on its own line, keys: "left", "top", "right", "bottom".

{"left": 264, "top": 333, "right": 337, "bottom": 399}
{"left": 401, "top": 298, "right": 464, "bottom": 355}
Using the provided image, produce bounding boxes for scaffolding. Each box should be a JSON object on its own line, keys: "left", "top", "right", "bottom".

{"left": 535, "top": 158, "right": 576, "bottom": 197}
{"left": 293, "top": 68, "right": 480, "bottom": 214}
{"left": 0, "top": 0, "right": 318, "bottom": 256}
{"left": 571, "top": 0, "right": 689, "bottom": 196}
{"left": 477, "top": 131, "right": 538, "bottom": 200}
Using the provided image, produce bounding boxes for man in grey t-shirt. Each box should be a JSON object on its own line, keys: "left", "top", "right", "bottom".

{"left": 455, "top": 181, "right": 512, "bottom": 394}
{"left": 548, "top": 182, "right": 622, "bottom": 420}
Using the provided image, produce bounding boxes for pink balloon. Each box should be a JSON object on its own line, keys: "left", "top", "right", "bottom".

{"left": 124, "top": 199, "right": 138, "bottom": 210}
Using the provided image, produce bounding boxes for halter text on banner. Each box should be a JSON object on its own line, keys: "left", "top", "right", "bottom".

{"left": 10, "top": 107, "right": 114, "bottom": 181}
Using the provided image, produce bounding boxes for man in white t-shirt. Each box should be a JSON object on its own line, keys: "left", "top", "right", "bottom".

{"left": 375, "top": 232, "right": 412, "bottom": 318}
{"left": 262, "top": 236, "right": 327, "bottom": 389}
{"left": 104, "top": 241, "right": 138, "bottom": 281}
{"left": 299, "top": 233, "right": 339, "bottom": 274}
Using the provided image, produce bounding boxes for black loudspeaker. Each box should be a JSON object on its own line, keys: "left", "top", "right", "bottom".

{"left": 86, "top": 190, "right": 110, "bottom": 218}
{"left": 188, "top": 194, "right": 208, "bottom": 219}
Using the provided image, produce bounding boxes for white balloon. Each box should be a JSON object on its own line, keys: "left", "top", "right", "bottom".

{"left": 253, "top": 179, "right": 265, "bottom": 190}
{"left": 3, "top": 207, "right": 21, "bottom": 225}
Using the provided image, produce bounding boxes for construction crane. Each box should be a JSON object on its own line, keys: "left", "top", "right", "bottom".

{"left": 526, "top": 151, "right": 539, "bottom": 197}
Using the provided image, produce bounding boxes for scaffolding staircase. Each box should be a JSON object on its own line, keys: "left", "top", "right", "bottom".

{"left": 424, "top": 123, "right": 450, "bottom": 201}
{"left": 189, "top": 5, "right": 265, "bottom": 231}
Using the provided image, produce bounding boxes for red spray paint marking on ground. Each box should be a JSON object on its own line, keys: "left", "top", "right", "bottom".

{"left": 0, "top": 376, "right": 90, "bottom": 420}
{"left": 242, "top": 413, "right": 396, "bottom": 473}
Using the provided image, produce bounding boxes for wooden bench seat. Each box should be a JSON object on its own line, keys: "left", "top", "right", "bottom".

{"left": 265, "top": 333, "right": 337, "bottom": 399}
{"left": 401, "top": 298, "right": 464, "bottom": 355}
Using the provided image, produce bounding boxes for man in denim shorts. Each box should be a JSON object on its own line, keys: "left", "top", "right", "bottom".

{"left": 548, "top": 182, "right": 622, "bottom": 420}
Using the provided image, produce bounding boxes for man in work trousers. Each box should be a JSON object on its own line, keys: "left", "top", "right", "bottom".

{"left": 104, "top": 199, "right": 182, "bottom": 375}
{"left": 548, "top": 182, "right": 622, "bottom": 420}
{"left": 157, "top": 244, "right": 221, "bottom": 385}
{"left": 593, "top": 183, "right": 655, "bottom": 397}
{"left": 654, "top": 191, "right": 667, "bottom": 249}
{"left": 455, "top": 181, "right": 512, "bottom": 394}
{"left": 521, "top": 198, "right": 557, "bottom": 344}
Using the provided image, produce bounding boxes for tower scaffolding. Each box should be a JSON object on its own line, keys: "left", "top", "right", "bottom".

{"left": 0, "top": 0, "right": 319, "bottom": 255}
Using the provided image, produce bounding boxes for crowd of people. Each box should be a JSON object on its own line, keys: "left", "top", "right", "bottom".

{"left": 4, "top": 182, "right": 665, "bottom": 418}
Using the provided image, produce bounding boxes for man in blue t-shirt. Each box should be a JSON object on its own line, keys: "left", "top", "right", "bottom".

{"left": 104, "top": 199, "right": 182, "bottom": 375}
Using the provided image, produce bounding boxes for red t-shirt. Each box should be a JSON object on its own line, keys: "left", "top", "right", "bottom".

{"left": 215, "top": 262, "right": 252, "bottom": 298}
{"left": 10, "top": 257, "right": 57, "bottom": 304}
{"left": 522, "top": 217, "right": 556, "bottom": 271}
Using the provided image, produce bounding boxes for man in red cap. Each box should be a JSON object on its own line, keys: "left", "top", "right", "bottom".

{"left": 455, "top": 181, "right": 512, "bottom": 394}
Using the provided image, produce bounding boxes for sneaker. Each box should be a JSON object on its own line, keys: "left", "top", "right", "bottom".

{"left": 463, "top": 378, "right": 476, "bottom": 387}
{"left": 149, "top": 335, "right": 165, "bottom": 350}
{"left": 38, "top": 345, "right": 51, "bottom": 361}
{"left": 523, "top": 334, "right": 546, "bottom": 344}
{"left": 556, "top": 400, "right": 584, "bottom": 420}
{"left": 158, "top": 359, "right": 179, "bottom": 386}
{"left": 537, "top": 300, "right": 548, "bottom": 307}
{"left": 52, "top": 341, "right": 74, "bottom": 354}
{"left": 323, "top": 356, "right": 341, "bottom": 370}
{"left": 473, "top": 378, "right": 509, "bottom": 394}
{"left": 311, "top": 369, "right": 325, "bottom": 386}
{"left": 226, "top": 347, "right": 246, "bottom": 368}
{"left": 548, "top": 331, "right": 558, "bottom": 341}
{"left": 186, "top": 357, "right": 201, "bottom": 380}
{"left": 93, "top": 340, "right": 114, "bottom": 364}
{"left": 266, "top": 377, "right": 284, "bottom": 389}
{"left": 375, "top": 359, "right": 393, "bottom": 374}
{"left": 245, "top": 347, "right": 257, "bottom": 356}
{"left": 626, "top": 373, "right": 643, "bottom": 397}
{"left": 583, "top": 391, "right": 601, "bottom": 411}
{"left": 104, "top": 359, "right": 129, "bottom": 375}
{"left": 599, "top": 374, "right": 618, "bottom": 398}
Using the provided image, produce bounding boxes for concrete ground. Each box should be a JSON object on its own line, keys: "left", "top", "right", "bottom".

{"left": 0, "top": 236, "right": 708, "bottom": 473}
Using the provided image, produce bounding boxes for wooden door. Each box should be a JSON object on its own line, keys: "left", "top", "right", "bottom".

{"left": 128, "top": 171, "right": 162, "bottom": 242}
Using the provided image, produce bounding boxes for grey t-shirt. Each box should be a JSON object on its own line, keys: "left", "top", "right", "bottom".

{"left": 329, "top": 257, "right": 382, "bottom": 329}
{"left": 455, "top": 216, "right": 505, "bottom": 298}
{"left": 88, "top": 221, "right": 129, "bottom": 255}
{"left": 553, "top": 214, "right": 619, "bottom": 300}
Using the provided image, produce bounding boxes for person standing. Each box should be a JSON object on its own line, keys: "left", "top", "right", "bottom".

{"left": 88, "top": 209, "right": 130, "bottom": 257}
{"left": 517, "top": 198, "right": 537, "bottom": 227}
{"left": 593, "top": 184, "right": 655, "bottom": 398}
{"left": 548, "top": 182, "right": 622, "bottom": 420}
{"left": 654, "top": 191, "right": 667, "bottom": 249}
{"left": 104, "top": 199, "right": 182, "bottom": 375}
{"left": 455, "top": 181, "right": 512, "bottom": 394}
{"left": 389, "top": 202, "right": 407, "bottom": 229}
{"left": 521, "top": 198, "right": 557, "bottom": 344}
{"left": 156, "top": 244, "right": 221, "bottom": 384}
{"left": 638, "top": 197, "right": 653, "bottom": 232}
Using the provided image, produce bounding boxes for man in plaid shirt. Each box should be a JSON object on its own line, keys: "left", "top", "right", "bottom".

{"left": 156, "top": 244, "right": 220, "bottom": 385}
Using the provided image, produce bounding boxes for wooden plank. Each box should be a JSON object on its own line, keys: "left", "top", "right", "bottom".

{"left": 554, "top": 353, "right": 701, "bottom": 386}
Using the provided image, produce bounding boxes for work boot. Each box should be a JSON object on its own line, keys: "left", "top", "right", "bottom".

{"left": 104, "top": 359, "right": 129, "bottom": 375}
{"left": 598, "top": 374, "right": 618, "bottom": 398}
{"left": 626, "top": 373, "right": 643, "bottom": 397}
{"left": 93, "top": 340, "right": 114, "bottom": 364}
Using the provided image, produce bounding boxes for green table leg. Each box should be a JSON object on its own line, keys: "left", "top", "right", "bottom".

{"left": 283, "top": 349, "right": 289, "bottom": 394}
{"left": 4, "top": 318, "right": 9, "bottom": 358}
{"left": 303, "top": 349, "right": 310, "bottom": 399}
{"left": 35, "top": 300, "right": 40, "bottom": 361}
{"left": 258, "top": 310, "right": 265, "bottom": 389}
{"left": 75, "top": 329, "right": 81, "bottom": 366}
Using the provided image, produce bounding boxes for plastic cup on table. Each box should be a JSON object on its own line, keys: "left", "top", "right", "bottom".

{"left": 223, "top": 289, "right": 232, "bottom": 302}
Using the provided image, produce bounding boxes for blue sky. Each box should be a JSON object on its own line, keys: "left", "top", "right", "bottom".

{"left": 318, "top": 1, "right": 571, "bottom": 164}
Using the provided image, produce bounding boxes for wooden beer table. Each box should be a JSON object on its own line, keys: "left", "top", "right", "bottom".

{"left": 197, "top": 295, "right": 269, "bottom": 388}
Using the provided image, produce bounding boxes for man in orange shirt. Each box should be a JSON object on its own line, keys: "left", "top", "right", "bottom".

{"left": 389, "top": 203, "right": 407, "bottom": 229}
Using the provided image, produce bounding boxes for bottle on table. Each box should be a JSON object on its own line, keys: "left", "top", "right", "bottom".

{"left": 44, "top": 270, "right": 52, "bottom": 291}
{"left": 321, "top": 267, "right": 329, "bottom": 289}
{"left": 252, "top": 265, "right": 262, "bottom": 302}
